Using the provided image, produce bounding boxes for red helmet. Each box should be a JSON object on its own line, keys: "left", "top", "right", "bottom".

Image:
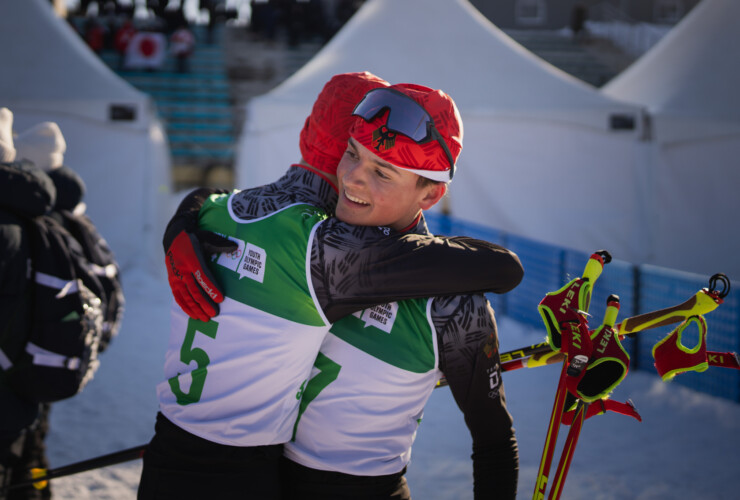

{"left": 299, "top": 72, "right": 389, "bottom": 175}
{"left": 349, "top": 83, "right": 462, "bottom": 182}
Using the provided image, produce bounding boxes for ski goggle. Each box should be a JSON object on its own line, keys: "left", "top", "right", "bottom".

{"left": 352, "top": 88, "right": 457, "bottom": 180}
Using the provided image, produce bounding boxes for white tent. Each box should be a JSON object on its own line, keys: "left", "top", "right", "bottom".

{"left": 602, "top": 0, "right": 740, "bottom": 279}
{"left": 0, "top": 0, "right": 171, "bottom": 274}
{"left": 236, "top": 0, "right": 651, "bottom": 264}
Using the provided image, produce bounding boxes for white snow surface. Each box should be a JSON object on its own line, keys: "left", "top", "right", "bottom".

{"left": 44, "top": 251, "right": 740, "bottom": 499}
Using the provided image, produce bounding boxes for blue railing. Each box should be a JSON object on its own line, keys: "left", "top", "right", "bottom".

{"left": 425, "top": 212, "right": 740, "bottom": 403}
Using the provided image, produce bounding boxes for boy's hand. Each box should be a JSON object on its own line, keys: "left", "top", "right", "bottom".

{"left": 165, "top": 228, "right": 236, "bottom": 321}
{"left": 163, "top": 189, "right": 236, "bottom": 321}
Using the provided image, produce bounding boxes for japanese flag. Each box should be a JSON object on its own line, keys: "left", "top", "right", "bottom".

{"left": 125, "top": 32, "right": 167, "bottom": 69}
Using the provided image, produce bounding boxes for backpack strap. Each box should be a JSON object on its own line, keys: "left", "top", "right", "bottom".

{"left": 25, "top": 342, "right": 82, "bottom": 370}
{"left": 34, "top": 271, "right": 81, "bottom": 296}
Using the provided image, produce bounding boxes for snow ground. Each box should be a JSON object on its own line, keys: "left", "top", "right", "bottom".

{"left": 44, "top": 267, "right": 740, "bottom": 499}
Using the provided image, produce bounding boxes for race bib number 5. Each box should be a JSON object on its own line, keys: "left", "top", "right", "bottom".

{"left": 168, "top": 318, "right": 219, "bottom": 405}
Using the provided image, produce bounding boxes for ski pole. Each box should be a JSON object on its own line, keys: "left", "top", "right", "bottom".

{"left": 437, "top": 276, "right": 734, "bottom": 389}
{"left": 546, "top": 295, "right": 623, "bottom": 500}
{"left": 533, "top": 362, "right": 571, "bottom": 500}
{"left": 500, "top": 342, "right": 552, "bottom": 363}
{"left": 547, "top": 399, "right": 588, "bottom": 500}
{"left": 503, "top": 273, "right": 730, "bottom": 368}
{"left": 533, "top": 252, "right": 608, "bottom": 500}
{"left": 502, "top": 350, "right": 565, "bottom": 372}
{"left": 502, "top": 347, "right": 738, "bottom": 375}
{"left": 5, "top": 444, "right": 147, "bottom": 492}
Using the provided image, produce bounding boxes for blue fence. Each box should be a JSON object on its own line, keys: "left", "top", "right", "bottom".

{"left": 424, "top": 212, "right": 740, "bottom": 403}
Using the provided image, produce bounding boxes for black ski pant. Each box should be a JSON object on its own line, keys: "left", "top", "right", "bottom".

{"left": 137, "top": 412, "right": 282, "bottom": 500}
{"left": 279, "top": 457, "right": 411, "bottom": 500}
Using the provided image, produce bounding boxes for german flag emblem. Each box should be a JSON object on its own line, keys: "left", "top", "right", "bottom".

{"left": 372, "top": 125, "right": 396, "bottom": 152}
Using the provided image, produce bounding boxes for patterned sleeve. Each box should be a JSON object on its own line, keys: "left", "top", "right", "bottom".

{"left": 312, "top": 219, "right": 524, "bottom": 323}
{"left": 165, "top": 167, "right": 337, "bottom": 251}
{"left": 434, "top": 294, "right": 519, "bottom": 500}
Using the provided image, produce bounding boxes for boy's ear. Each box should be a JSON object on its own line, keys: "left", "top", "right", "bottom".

{"left": 419, "top": 182, "right": 447, "bottom": 211}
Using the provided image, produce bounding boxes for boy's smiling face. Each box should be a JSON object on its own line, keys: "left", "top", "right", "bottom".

{"left": 334, "top": 138, "right": 445, "bottom": 231}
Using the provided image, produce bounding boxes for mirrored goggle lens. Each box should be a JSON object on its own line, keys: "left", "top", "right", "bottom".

{"left": 352, "top": 88, "right": 432, "bottom": 143}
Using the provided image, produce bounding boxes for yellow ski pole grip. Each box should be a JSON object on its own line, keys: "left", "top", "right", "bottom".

{"left": 603, "top": 294, "right": 620, "bottom": 328}
{"left": 578, "top": 250, "right": 611, "bottom": 314}
{"left": 582, "top": 250, "right": 610, "bottom": 284}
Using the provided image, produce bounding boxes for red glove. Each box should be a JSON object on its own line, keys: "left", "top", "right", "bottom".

{"left": 163, "top": 188, "right": 237, "bottom": 321}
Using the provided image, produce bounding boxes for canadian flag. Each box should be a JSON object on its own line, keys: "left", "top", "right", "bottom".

{"left": 125, "top": 32, "right": 167, "bottom": 70}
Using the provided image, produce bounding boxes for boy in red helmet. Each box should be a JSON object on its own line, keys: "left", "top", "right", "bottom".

{"left": 280, "top": 83, "right": 518, "bottom": 499}
{"left": 334, "top": 83, "right": 460, "bottom": 231}
{"left": 148, "top": 74, "right": 521, "bottom": 499}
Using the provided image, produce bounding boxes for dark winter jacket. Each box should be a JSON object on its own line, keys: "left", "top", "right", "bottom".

{"left": 0, "top": 161, "right": 57, "bottom": 437}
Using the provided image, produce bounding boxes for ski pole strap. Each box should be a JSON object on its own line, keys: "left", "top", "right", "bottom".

{"left": 538, "top": 251, "right": 610, "bottom": 351}
{"left": 707, "top": 351, "right": 740, "bottom": 370}
{"left": 538, "top": 279, "right": 587, "bottom": 351}
{"left": 561, "top": 317, "right": 592, "bottom": 378}
{"left": 652, "top": 315, "right": 709, "bottom": 381}
{"left": 565, "top": 296, "right": 630, "bottom": 402}
{"left": 561, "top": 398, "right": 641, "bottom": 425}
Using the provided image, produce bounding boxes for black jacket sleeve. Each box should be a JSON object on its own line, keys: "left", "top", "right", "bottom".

{"left": 162, "top": 187, "right": 227, "bottom": 252}
{"left": 434, "top": 295, "right": 519, "bottom": 500}
{"left": 313, "top": 220, "right": 524, "bottom": 323}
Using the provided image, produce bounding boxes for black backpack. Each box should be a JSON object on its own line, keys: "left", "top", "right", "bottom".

{"left": 55, "top": 210, "right": 124, "bottom": 352}
{"left": 4, "top": 214, "right": 106, "bottom": 404}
